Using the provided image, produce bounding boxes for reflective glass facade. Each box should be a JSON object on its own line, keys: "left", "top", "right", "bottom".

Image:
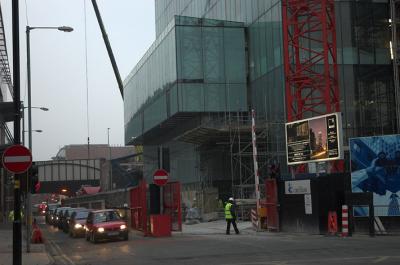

{"left": 124, "top": 16, "right": 246, "bottom": 143}
{"left": 125, "top": 0, "right": 396, "bottom": 186}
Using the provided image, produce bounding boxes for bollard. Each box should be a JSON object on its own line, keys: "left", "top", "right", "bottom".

{"left": 342, "top": 205, "right": 349, "bottom": 237}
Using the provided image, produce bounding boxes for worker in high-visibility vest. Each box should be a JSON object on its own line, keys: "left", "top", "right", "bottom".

{"left": 225, "top": 197, "right": 239, "bottom": 235}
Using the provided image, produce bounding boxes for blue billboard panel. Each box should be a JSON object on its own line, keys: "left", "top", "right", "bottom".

{"left": 350, "top": 135, "right": 400, "bottom": 216}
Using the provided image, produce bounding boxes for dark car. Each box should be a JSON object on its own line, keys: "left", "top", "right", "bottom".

{"left": 57, "top": 207, "right": 72, "bottom": 229}
{"left": 53, "top": 207, "right": 71, "bottom": 228}
{"left": 69, "top": 209, "right": 91, "bottom": 238}
{"left": 85, "top": 209, "right": 128, "bottom": 243}
{"left": 45, "top": 203, "right": 59, "bottom": 224}
{"left": 62, "top": 208, "right": 86, "bottom": 233}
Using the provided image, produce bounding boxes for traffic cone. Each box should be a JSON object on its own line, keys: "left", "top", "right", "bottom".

{"left": 31, "top": 222, "right": 43, "bottom": 243}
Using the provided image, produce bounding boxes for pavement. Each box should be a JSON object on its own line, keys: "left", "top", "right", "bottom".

{"left": 0, "top": 222, "right": 51, "bottom": 265}
{"left": 179, "top": 219, "right": 255, "bottom": 235}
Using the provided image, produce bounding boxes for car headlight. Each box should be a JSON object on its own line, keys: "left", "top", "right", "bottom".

{"left": 74, "top": 224, "right": 83, "bottom": 229}
{"left": 120, "top": 224, "right": 127, "bottom": 230}
{"left": 56, "top": 217, "right": 59, "bottom": 220}
{"left": 97, "top": 227, "right": 105, "bottom": 233}
{"left": 51, "top": 217, "right": 53, "bottom": 220}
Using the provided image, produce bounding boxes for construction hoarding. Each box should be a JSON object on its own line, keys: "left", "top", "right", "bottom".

{"left": 350, "top": 134, "right": 400, "bottom": 216}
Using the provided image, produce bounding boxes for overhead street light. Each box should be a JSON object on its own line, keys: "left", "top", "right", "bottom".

{"left": 20, "top": 103, "right": 49, "bottom": 146}
{"left": 23, "top": 130, "right": 43, "bottom": 133}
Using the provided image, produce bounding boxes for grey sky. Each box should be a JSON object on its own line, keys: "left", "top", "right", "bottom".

{"left": 1, "top": 0, "right": 155, "bottom": 161}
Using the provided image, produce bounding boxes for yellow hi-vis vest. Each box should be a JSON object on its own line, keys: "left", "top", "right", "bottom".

{"left": 225, "top": 202, "right": 233, "bottom": 219}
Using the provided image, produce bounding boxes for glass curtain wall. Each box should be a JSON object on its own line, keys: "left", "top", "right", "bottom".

{"left": 336, "top": 1, "right": 396, "bottom": 141}
{"left": 124, "top": 16, "right": 247, "bottom": 143}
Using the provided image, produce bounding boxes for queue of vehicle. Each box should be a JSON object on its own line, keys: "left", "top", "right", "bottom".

{"left": 45, "top": 205, "right": 129, "bottom": 243}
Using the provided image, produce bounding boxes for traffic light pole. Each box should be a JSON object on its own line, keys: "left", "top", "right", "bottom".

{"left": 12, "top": 0, "right": 22, "bottom": 264}
{"left": 26, "top": 24, "right": 32, "bottom": 254}
{"left": 26, "top": 175, "right": 31, "bottom": 252}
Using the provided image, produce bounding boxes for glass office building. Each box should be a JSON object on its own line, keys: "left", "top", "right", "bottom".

{"left": 124, "top": 0, "right": 396, "bottom": 199}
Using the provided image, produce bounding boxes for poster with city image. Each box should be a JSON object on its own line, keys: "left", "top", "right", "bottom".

{"left": 286, "top": 112, "right": 343, "bottom": 165}
{"left": 350, "top": 135, "right": 400, "bottom": 216}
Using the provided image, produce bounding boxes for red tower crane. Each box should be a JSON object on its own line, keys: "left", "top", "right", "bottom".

{"left": 282, "top": 0, "right": 343, "bottom": 172}
{"left": 282, "top": 0, "right": 340, "bottom": 121}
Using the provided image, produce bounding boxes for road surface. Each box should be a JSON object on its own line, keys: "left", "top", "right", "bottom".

{"left": 40, "top": 219, "right": 400, "bottom": 265}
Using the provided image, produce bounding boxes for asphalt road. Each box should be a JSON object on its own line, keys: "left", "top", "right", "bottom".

{"left": 40, "top": 218, "right": 400, "bottom": 265}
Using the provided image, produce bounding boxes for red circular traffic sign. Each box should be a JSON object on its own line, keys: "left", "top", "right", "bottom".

{"left": 2, "top": 145, "right": 32, "bottom": 174}
{"left": 153, "top": 169, "right": 168, "bottom": 186}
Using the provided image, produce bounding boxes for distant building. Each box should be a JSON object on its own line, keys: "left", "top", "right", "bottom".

{"left": 53, "top": 144, "right": 135, "bottom": 161}
{"left": 36, "top": 144, "right": 141, "bottom": 195}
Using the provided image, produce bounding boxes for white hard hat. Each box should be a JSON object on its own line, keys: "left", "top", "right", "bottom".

{"left": 228, "top": 197, "right": 234, "bottom": 201}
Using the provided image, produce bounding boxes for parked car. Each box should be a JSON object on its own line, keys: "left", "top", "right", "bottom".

{"left": 62, "top": 208, "right": 86, "bottom": 233}
{"left": 85, "top": 209, "right": 128, "bottom": 243}
{"left": 69, "top": 209, "right": 91, "bottom": 238}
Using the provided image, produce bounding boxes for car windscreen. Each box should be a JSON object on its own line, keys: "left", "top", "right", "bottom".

{"left": 94, "top": 211, "right": 121, "bottom": 223}
{"left": 75, "top": 211, "right": 89, "bottom": 220}
{"left": 48, "top": 205, "right": 58, "bottom": 210}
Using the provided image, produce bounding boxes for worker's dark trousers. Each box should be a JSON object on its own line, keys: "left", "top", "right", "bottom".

{"left": 226, "top": 219, "right": 239, "bottom": 234}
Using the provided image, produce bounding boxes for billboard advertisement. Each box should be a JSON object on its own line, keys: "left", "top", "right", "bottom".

{"left": 285, "top": 112, "right": 343, "bottom": 165}
{"left": 350, "top": 135, "right": 400, "bottom": 216}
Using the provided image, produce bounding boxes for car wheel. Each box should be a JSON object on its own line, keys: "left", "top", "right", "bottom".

{"left": 85, "top": 232, "right": 90, "bottom": 241}
{"left": 123, "top": 233, "right": 129, "bottom": 241}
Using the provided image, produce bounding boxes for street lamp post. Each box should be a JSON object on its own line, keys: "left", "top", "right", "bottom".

{"left": 107, "top": 128, "right": 112, "bottom": 190}
{"left": 25, "top": 25, "right": 73, "bottom": 253}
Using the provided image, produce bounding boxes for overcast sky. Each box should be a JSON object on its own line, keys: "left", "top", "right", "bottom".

{"left": 1, "top": 0, "right": 155, "bottom": 161}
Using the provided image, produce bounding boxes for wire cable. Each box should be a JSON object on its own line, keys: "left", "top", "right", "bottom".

{"left": 84, "top": 0, "right": 90, "bottom": 159}
{"left": 24, "top": 0, "right": 29, "bottom": 25}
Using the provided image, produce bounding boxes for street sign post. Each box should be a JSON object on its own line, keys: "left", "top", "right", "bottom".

{"left": 2, "top": 145, "right": 32, "bottom": 174}
{"left": 153, "top": 169, "right": 168, "bottom": 186}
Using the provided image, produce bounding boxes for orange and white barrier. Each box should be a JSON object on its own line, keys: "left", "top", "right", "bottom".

{"left": 342, "top": 205, "right": 349, "bottom": 237}
{"left": 327, "top": 211, "right": 338, "bottom": 235}
{"left": 251, "top": 208, "right": 258, "bottom": 229}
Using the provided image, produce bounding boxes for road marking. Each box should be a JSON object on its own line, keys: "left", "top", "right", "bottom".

{"left": 373, "top": 256, "right": 389, "bottom": 263}
{"left": 46, "top": 239, "right": 76, "bottom": 265}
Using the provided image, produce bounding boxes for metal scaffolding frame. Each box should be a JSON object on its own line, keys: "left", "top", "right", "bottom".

{"left": 0, "top": 4, "right": 12, "bottom": 99}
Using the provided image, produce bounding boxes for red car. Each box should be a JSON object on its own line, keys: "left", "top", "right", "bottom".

{"left": 85, "top": 209, "right": 128, "bottom": 243}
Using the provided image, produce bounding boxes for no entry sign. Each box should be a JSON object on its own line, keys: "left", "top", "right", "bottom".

{"left": 153, "top": 169, "right": 168, "bottom": 186}
{"left": 2, "top": 145, "right": 32, "bottom": 174}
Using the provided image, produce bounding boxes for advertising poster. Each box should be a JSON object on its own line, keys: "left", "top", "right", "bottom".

{"left": 350, "top": 135, "right": 400, "bottom": 216}
{"left": 285, "top": 113, "right": 343, "bottom": 165}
